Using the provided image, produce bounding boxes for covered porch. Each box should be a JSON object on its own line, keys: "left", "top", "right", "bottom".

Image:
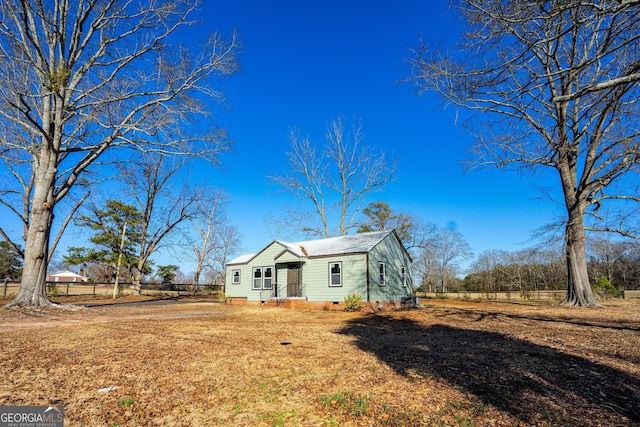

{"left": 259, "top": 261, "right": 306, "bottom": 306}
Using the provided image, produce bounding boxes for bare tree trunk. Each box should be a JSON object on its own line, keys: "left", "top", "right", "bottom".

{"left": 131, "top": 267, "right": 143, "bottom": 296}
{"left": 112, "top": 223, "right": 127, "bottom": 299}
{"left": 561, "top": 210, "right": 600, "bottom": 306}
{"left": 194, "top": 264, "right": 202, "bottom": 289}
{"left": 7, "top": 170, "right": 56, "bottom": 307}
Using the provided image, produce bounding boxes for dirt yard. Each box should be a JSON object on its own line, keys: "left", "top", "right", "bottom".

{"left": 1, "top": 296, "right": 639, "bottom": 426}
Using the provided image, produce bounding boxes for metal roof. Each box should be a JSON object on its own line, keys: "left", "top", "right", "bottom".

{"left": 227, "top": 253, "right": 255, "bottom": 264}
{"left": 227, "top": 230, "right": 395, "bottom": 265}
{"left": 277, "top": 230, "right": 393, "bottom": 257}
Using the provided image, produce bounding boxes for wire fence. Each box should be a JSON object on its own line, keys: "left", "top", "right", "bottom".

{"left": 416, "top": 289, "right": 639, "bottom": 301}
{"left": 1, "top": 280, "right": 224, "bottom": 298}
{"left": 3, "top": 279, "right": 637, "bottom": 301}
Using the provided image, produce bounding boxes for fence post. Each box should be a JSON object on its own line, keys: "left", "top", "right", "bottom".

{"left": 66, "top": 282, "right": 70, "bottom": 296}
{"left": 93, "top": 283, "right": 96, "bottom": 297}
{"left": 3, "top": 278, "right": 7, "bottom": 297}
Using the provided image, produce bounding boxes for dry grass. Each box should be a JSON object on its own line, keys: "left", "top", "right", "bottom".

{"left": 1, "top": 296, "right": 639, "bottom": 426}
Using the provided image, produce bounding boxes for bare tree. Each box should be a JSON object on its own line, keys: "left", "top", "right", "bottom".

{"left": 409, "top": 1, "right": 640, "bottom": 306}
{"left": 270, "top": 117, "right": 396, "bottom": 238}
{"left": 587, "top": 237, "right": 634, "bottom": 285}
{"left": 469, "top": 249, "right": 508, "bottom": 293}
{"left": 0, "top": 0, "right": 239, "bottom": 307}
{"left": 212, "top": 224, "right": 242, "bottom": 292}
{"left": 188, "top": 189, "right": 241, "bottom": 289}
{"left": 434, "top": 226, "right": 473, "bottom": 293}
{"left": 120, "top": 154, "right": 200, "bottom": 295}
{"left": 417, "top": 225, "right": 473, "bottom": 293}
{"left": 414, "top": 249, "right": 438, "bottom": 292}
{"left": 468, "top": 245, "right": 571, "bottom": 293}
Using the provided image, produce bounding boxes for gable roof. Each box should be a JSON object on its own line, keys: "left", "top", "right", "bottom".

{"left": 228, "top": 253, "right": 255, "bottom": 264}
{"left": 277, "top": 229, "right": 393, "bottom": 257}
{"left": 227, "top": 230, "right": 399, "bottom": 265}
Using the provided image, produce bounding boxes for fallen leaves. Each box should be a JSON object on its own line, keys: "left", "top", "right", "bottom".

{"left": 0, "top": 297, "right": 639, "bottom": 426}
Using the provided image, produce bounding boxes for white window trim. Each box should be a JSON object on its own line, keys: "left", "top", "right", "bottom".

{"left": 253, "top": 266, "right": 274, "bottom": 290}
{"left": 379, "top": 262, "right": 386, "bottom": 286}
{"left": 252, "top": 267, "right": 263, "bottom": 290}
{"left": 232, "top": 269, "right": 241, "bottom": 285}
{"left": 329, "top": 262, "right": 342, "bottom": 287}
{"left": 263, "top": 267, "right": 273, "bottom": 290}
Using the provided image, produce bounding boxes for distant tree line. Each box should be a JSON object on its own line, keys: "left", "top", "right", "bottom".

{"left": 463, "top": 239, "right": 640, "bottom": 293}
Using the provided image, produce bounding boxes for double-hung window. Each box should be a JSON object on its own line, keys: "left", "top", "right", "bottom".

{"left": 401, "top": 266, "right": 406, "bottom": 287}
{"left": 253, "top": 268, "right": 262, "bottom": 290}
{"left": 263, "top": 267, "right": 273, "bottom": 289}
{"left": 253, "top": 267, "right": 273, "bottom": 290}
{"left": 379, "top": 262, "right": 386, "bottom": 286}
{"left": 329, "top": 262, "right": 342, "bottom": 287}
{"left": 232, "top": 269, "right": 241, "bottom": 285}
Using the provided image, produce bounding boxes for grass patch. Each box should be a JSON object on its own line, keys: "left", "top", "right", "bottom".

{"left": 258, "top": 409, "right": 298, "bottom": 426}
{"left": 118, "top": 396, "right": 134, "bottom": 407}
{"left": 319, "top": 391, "right": 369, "bottom": 417}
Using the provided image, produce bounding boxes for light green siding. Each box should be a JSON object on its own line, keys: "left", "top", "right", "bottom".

{"left": 225, "top": 230, "right": 413, "bottom": 303}
{"left": 367, "top": 233, "right": 413, "bottom": 302}
{"left": 275, "top": 249, "right": 305, "bottom": 264}
{"left": 225, "top": 264, "right": 252, "bottom": 299}
{"left": 226, "top": 241, "right": 287, "bottom": 300}
{"left": 301, "top": 254, "right": 368, "bottom": 302}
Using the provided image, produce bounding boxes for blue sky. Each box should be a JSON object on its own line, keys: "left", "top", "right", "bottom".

{"left": 0, "top": 1, "right": 562, "bottom": 275}
{"left": 187, "top": 0, "right": 561, "bottom": 263}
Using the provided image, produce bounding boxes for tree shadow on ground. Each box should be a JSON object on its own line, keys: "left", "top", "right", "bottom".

{"left": 431, "top": 304, "right": 640, "bottom": 332}
{"left": 337, "top": 314, "right": 640, "bottom": 426}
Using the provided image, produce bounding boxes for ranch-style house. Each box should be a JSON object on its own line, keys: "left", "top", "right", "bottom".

{"left": 225, "top": 229, "right": 414, "bottom": 309}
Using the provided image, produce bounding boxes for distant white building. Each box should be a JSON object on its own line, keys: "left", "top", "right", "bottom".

{"left": 46, "top": 270, "right": 88, "bottom": 283}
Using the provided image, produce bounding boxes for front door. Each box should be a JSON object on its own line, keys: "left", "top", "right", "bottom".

{"left": 287, "top": 265, "right": 300, "bottom": 297}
